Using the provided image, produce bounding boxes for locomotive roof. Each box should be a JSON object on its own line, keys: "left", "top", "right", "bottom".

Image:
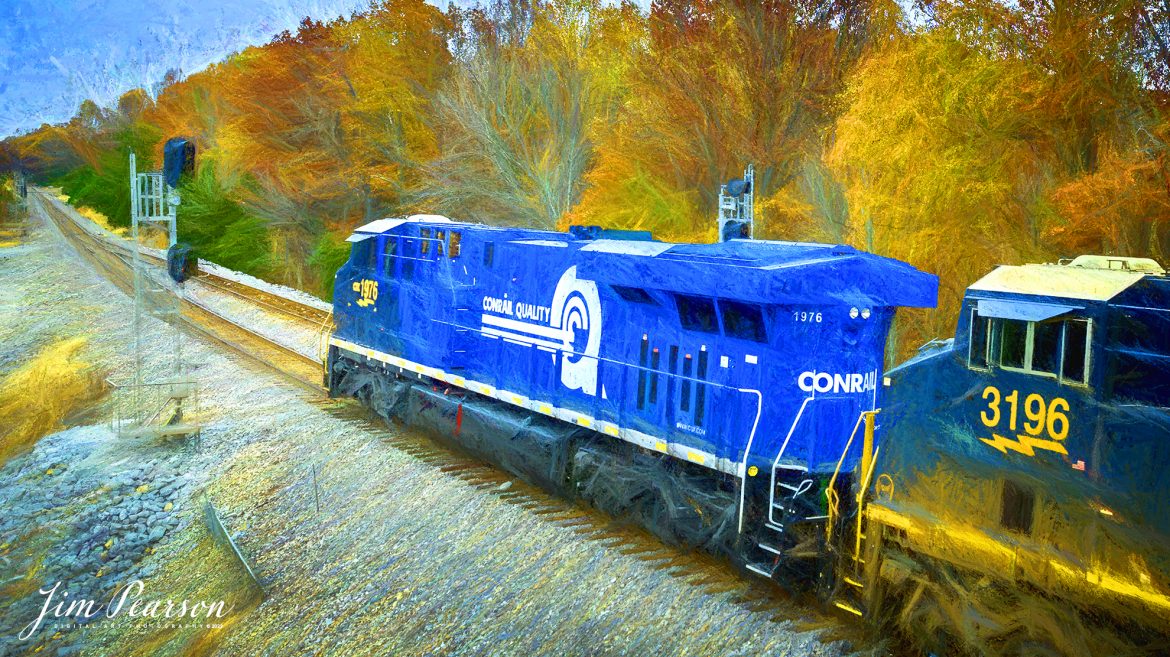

{"left": 969, "top": 262, "right": 1162, "bottom": 302}
{"left": 351, "top": 217, "right": 939, "bottom": 308}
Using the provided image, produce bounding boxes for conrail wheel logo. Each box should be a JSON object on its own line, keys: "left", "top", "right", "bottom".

{"left": 798, "top": 370, "right": 878, "bottom": 394}
{"left": 481, "top": 266, "right": 602, "bottom": 396}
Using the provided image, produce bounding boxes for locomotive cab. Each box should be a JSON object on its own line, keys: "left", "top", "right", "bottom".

{"left": 865, "top": 255, "right": 1170, "bottom": 652}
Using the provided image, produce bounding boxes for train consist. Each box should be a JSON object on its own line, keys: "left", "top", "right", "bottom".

{"left": 325, "top": 210, "right": 1169, "bottom": 654}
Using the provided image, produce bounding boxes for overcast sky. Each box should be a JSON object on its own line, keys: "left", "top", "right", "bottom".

{"left": 0, "top": 0, "right": 380, "bottom": 137}
{"left": 0, "top": 1, "right": 906, "bottom": 140}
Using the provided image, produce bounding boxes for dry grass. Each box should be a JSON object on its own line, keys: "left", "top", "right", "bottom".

{"left": 76, "top": 205, "right": 126, "bottom": 236}
{"left": 0, "top": 337, "right": 107, "bottom": 467}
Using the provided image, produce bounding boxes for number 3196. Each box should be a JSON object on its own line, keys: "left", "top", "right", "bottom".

{"left": 980, "top": 386, "right": 1069, "bottom": 440}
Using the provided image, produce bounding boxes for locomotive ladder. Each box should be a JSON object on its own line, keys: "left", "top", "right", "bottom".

{"left": 744, "top": 396, "right": 815, "bottom": 578}
{"left": 825, "top": 409, "right": 880, "bottom": 617}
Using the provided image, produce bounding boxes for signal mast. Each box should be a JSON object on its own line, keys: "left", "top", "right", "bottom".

{"left": 118, "top": 139, "right": 200, "bottom": 439}
{"left": 717, "top": 164, "right": 755, "bottom": 242}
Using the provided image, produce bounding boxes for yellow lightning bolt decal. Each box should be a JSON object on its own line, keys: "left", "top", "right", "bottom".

{"left": 980, "top": 433, "right": 1068, "bottom": 456}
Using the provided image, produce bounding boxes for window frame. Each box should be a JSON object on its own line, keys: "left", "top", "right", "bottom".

{"left": 996, "top": 318, "right": 1032, "bottom": 373}
{"left": 1059, "top": 318, "right": 1092, "bottom": 387}
{"left": 997, "top": 319, "right": 1058, "bottom": 380}
{"left": 983, "top": 316, "right": 1093, "bottom": 387}
{"left": 967, "top": 308, "right": 991, "bottom": 371}
{"left": 674, "top": 294, "right": 721, "bottom": 335}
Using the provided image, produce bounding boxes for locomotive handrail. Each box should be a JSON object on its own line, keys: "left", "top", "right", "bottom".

{"left": 736, "top": 387, "right": 764, "bottom": 534}
{"left": 825, "top": 409, "right": 879, "bottom": 544}
{"left": 853, "top": 444, "right": 881, "bottom": 566}
{"left": 770, "top": 395, "right": 815, "bottom": 471}
{"left": 316, "top": 311, "right": 337, "bottom": 381}
{"left": 765, "top": 394, "right": 816, "bottom": 529}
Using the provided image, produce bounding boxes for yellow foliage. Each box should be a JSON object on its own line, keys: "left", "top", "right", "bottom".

{"left": 76, "top": 205, "right": 127, "bottom": 237}
{"left": 566, "top": 130, "right": 710, "bottom": 242}
{"left": 828, "top": 31, "right": 1052, "bottom": 357}
{"left": 0, "top": 338, "right": 106, "bottom": 467}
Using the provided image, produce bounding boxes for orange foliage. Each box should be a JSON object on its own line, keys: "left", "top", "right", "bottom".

{"left": 1049, "top": 140, "right": 1170, "bottom": 259}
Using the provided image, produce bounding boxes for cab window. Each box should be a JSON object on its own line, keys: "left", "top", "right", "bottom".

{"left": 349, "top": 239, "right": 375, "bottom": 270}
{"left": 1062, "top": 319, "right": 1089, "bottom": 383}
{"left": 999, "top": 319, "right": 1028, "bottom": 369}
{"left": 380, "top": 237, "right": 398, "bottom": 275}
{"left": 448, "top": 231, "right": 461, "bottom": 258}
{"left": 979, "top": 317, "right": 1091, "bottom": 385}
{"left": 968, "top": 308, "right": 990, "bottom": 369}
{"left": 366, "top": 240, "right": 379, "bottom": 271}
{"left": 720, "top": 300, "right": 766, "bottom": 342}
{"left": 675, "top": 295, "right": 719, "bottom": 334}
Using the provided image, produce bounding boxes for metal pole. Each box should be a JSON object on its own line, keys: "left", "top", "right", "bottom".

{"left": 861, "top": 409, "right": 876, "bottom": 487}
{"left": 746, "top": 164, "right": 755, "bottom": 240}
{"left": 130, "top": 152, "right": 143, "bottom": 425}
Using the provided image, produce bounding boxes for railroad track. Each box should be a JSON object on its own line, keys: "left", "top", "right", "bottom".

{"left": 36, "top": 191, "right": 332, "bottom": 328}
{"left": 32, "top": 189, "right": 857, "bottom": 643}
{"left": 33, "top": 191, "right": 326, "bottom": 391}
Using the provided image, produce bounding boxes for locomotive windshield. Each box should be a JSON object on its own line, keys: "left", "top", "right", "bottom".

{"left": 967, "top": 307, "right": 1091, "bottom": 386}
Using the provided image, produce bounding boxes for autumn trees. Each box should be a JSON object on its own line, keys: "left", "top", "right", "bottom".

{"left": 4, "top": 0, "right": 1170, "bottom": 359}
{"left": 829, "top": 0, "right": 1170, "bottom": 353}
{"left": 571, "top": 0, "right": 878, "bottom": 241}
{"left": 424, "top": 0, "right": 639, "bottom": 229}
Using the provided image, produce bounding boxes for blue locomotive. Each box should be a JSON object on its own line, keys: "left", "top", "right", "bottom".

{"left": 326, "top": 214, "right": 936, "bottom": 568}
{"left": 325, "top": 201, "right": 1170, "bottom": 653}
{"left": 857, "top": 255, "right": 1170, "bottom": 655}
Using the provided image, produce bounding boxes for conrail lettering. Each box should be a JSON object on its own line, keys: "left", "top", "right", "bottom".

{"left": 798, "top": 370, "right": 878, "bottom": 394}
{"left": 481, "top": 295, "right": 552, "bottom": 323}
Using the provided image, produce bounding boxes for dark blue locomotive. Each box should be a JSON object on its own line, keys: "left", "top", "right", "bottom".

{"left": 326, "top": 216, "right": 936, "bottom": 568}
{"left": 860, "top": 256, "right": 1170, "bottom": 655}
